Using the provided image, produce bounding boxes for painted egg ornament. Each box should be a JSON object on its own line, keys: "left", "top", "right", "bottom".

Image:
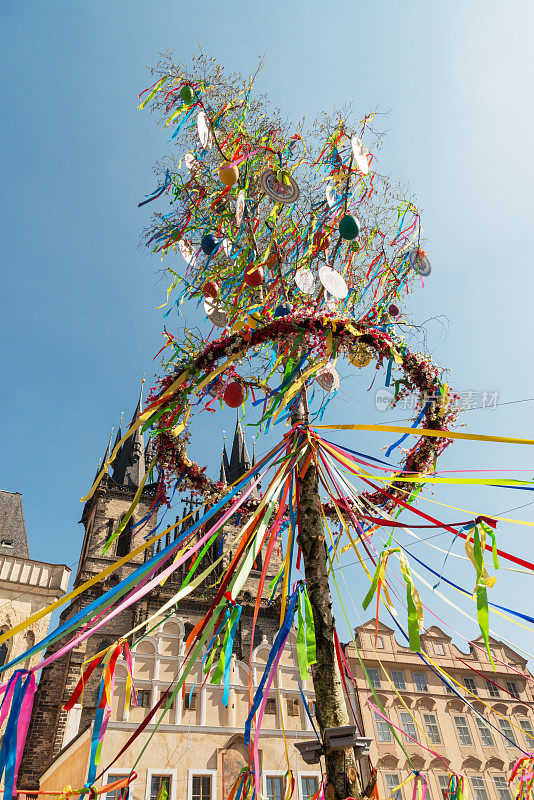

{"left": 244, "top": 265, "right": 264, "bottom": 287}
{"left": 349, "top": 343, "right": 373, "bottom": 368}
{"left": 259, "top": 169, "right": 300, "bottom": 204}
{"left": 219, "top": 161, "right": 239, "bottom": 187}
{"left": 295, "top": 267, "right": 315, "bottom": 295}
{"left": 178, "top": 239, "right": 197, "bottom": 267}
{"left": 197, "top": 111, "right": 213, "bottom": 149}
{"left": 338, "top": 214, "right": 361, "bottom": 241}
{"left": 350, "top": 135, "right": 370, "bottom": 175}
{"left": 202, "top": 281, "right": 219, "bottom": 300}
{"left": 274, "top": 302, "right": 292, "bottom": 318}
{"left": 316, "top": 364, "right": 340, "bottom": 392}
{"left": 388, "top": 303, "right": 399, "bottom": 317}
{"left": 224, "top": 381, "right": 245, "bottom": 408}
{"left": 201, "top": 233, "right": 218, "bottom": 256}
{"left": 318, "top": 266, "right": 348, "bottom": 299}
{"left": 408, "top": 247, "right": 432, "bottom": 277}
{"left": 222, "top": 238, "right": 233, "bottom": 258}
{"left": 204, "top": 297, "right": 228, "bottom": 328}
{"left": 180, "top": 85, "right": 195, "bottom": 104}
{"left": 184, "top": 153, "right": 201, "bottom": 176}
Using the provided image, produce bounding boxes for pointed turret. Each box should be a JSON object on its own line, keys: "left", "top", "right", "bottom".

{"left": 112, "top": 383, "right": 146, "bottom": 488}
{"left": 219, "top": 433, "right": 230, "bottom": 486}
{"left": 227, "top": 417, "right": 252, "bottom": 486}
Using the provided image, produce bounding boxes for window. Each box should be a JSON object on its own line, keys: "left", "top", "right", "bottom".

{"left": 470, "top": 777, "right": 489, "bottom": 800}
{"left": 423, "top": 713, "right": 441, "bottom": 744}
{"left": 105, "top": 776, "right": 127, "bottom": 800}
{"left": 454, "top": 715, "right": 472, "bottom": 746}
{"left": 413, "top": 672, "right": 428, "bottom": 692}
{"left": 265, "top": 698, "right": 277, "bottom": 715}
{"left": 309, "top": 701, "right": 316, "bottom": 717}
{"left": 367, "top": 668, "right": 381, "bottom": 688}
{"left": 376, "top": 636, "right": 384, "bottom": 650}
{"left": 506, "top": 681, "right": 520, "bottom": 699}
{"left": 498, "top": 718, "right": 517, "bottom": 746}
{"left": 184, "top": 692, "right": 197, "bottom": 711}
{"left": 287, "top": 698, "right": 300, "bottom": 717}
{"left": 391, "top": 671, "right": 406, "bottom": 690}
{"left": 374, "top": 711, "right": 392, "bottom": 742}
{"left": 191, "top": 775, "right": 211, "bottom": 800}
{"left": 485, "top": 679, "right": 500, "bottom": 697}
{"left": 444, "top": 681, "right": 455, "bottom": 694}
{"left": 162, "top": 693, "right": 174, "bottom": 711}
{"left": 301, "top": 776, "right": 319, "bottom": 800}
{"left": 519, "top": 718, "right": 534, "bottom": 744}
{"left": 434, "top": 642, "right": 445, "bottom": 656}
{"left": 116, "top": 521, "right": 133, "bottom": 558}
{"left": 266, "top": 776, "right": 284, "bottom": 800}
{"left": 464, "top": 677, "right": 477, "bottom": 695}
{"left": 438, "top": 776, "right": 450, "bottom": 800}
{"left": 475, "top": 717, "right": 494, "bottom": 747}
{"left": 150, "top": 776, "right": 171, "bottom": 800}
{"left": 493, "top": 776, "right": 512, "bottom": 800}
{"left": 399, "top": 711, "right": 418, "bottom": 742}
{"left": 384, "top": 774, "right": 402, "bottom": 800}
{"left": 0, "top": 540, "right": 13, "bottom": 548}
{"left": 136, "top": 689, "right": 151, "bottom": 708}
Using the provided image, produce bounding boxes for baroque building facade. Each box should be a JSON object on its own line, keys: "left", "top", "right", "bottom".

{"left": 348, "top": 620, "right": 534, "bottom": 800}
{"left": 0, "top": 490, "right": 70, "bottom": 679}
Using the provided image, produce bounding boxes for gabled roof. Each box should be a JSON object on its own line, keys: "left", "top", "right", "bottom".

{"left": 0, "top": 491, "right": 30, "bottom": 558}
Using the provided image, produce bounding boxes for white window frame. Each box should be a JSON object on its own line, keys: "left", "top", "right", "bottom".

{"left": 391, "top": 670, "right": 406, "bottom": 691}
{"left": 187, "top": 770, "right": 216, "bottom": 800}
{"left": 519, "top": 717, "right": 534, "bottom": 745}
{"left": 413, "top": 672, "right": 428, "bottom": 692}
{"left": 470, "top": 776, "right": 489, "bottom": 800}
{"left": 367, "top": 668, "right": 381, "bottom": 688}
{"left": 434, "top": 642, "right": 445, "bottom": 656}
{"left": 475, "top": 717, "right": 494, "bottom": 747}
{"left": 263, "top": 770, "right": 289, "bottom": 800}
{"left": 146, "top": 769, "right": 177, "bottom": 800}
{"left": 453, "top": 715, "right": 473, "bottom": 746}
{"left": 422, "top": 712, "right": 442, "bottom": 744}
{"left": 298, "top": 771, "right": 322, "bottom": 800}
{"left": 376, "top": 636, "right": 384, "bottom": 650}
{"left": 101, "top": 769, "right": 137, "bottom": 800}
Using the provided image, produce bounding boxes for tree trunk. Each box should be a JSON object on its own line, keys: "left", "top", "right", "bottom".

{"left": 292, "top": 396, "right": 362, "bottom": 800}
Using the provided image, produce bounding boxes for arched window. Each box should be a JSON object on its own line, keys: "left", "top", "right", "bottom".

{"left": 116, "top": 520, "right": 133, "bottom": 558}
{"left": 0, "top": 642, "right": 7, "bottom": 668}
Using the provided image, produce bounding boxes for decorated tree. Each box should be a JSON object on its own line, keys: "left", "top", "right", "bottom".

{"left": 111, "top": 52, "right": 458, "bottom": 800}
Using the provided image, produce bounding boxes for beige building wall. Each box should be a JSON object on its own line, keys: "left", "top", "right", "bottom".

{"left": 39, "top": 616, "right": 348, "bottom": 800}
{"left": 0, "top": 554, "right": 71, "bottom": 679}
{"left": 347, "top": 621, "right": 534, "bottom": 800}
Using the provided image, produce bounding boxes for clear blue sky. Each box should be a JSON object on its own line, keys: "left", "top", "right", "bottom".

{"left": 2, "top": 1, "right": 534, "bottom": 658}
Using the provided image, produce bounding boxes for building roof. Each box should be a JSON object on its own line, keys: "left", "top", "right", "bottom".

{"left": 221, "top": 419, "right": 259, "bottom": 499}
{"left": 111, "top": 387, "right": 146, "bottom": 488}
{"left": 0, "top": 491, "right": 30, "bottom": 558}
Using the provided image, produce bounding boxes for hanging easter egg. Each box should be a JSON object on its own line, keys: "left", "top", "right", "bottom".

{"left": 184, "top": 153, "right": 201, "bottom": 176}
{"left": 313, "top": 229, "right": 331, "bottom": 252}
{"left": 408, "top": 248, "right": 431, "bottom": 277}
{"left": 244, "top": 265, "right": 264, "bottom": 287}
{"left": 318, "top": 266, "right": 348, "bottom": 299}
{"left": 349, "top": 343, "right": 373, "bottom": 368}
{"left": 388, "top": 303, "right": 400, "bottom": 317}
{"left": 259, "top": 169, "right": 300, "bottom": 204}
{"left": 316, "top": 364, "right": 340, "bottom": 392}
{"left": 202, "top": 281, "right": 219, "bottom": 300}
{"left": 350, "top": 135, "right": 370, "bottom": 175}
{"left": 180, "top": 85, "right": 195, "bottom": 104}
{"left": 224, "top": 381, "right": 245, "bottom": 408}
{"left": 325, "top": 295, "right": 338, "bottom": 312}
{"left": 203, "top": 297, "right": 228, "bottom": 328}
{"left": 295, "top": 267, "right": 315, "bottom": 295}
{"left": 201, "top": 233, "right": 218, "bottom": 256}
{"left": 274, "top": 302, "right": 292, "bottom": 318}
{"left": 222, "top": 238, "right": 233, "bottom": 258}
{"left": 236, "top": 190, "right": 245, "bottom": 226}
{"left": 178, "top": 239, "right": 196, "bottom": 267}
{"left": 219, "top": 161, "right": 239, "bottom": 187}
{"left": 266, "top": 244, "right": 280, "bottom": 269}
{"left": 339, "top": 214, "right": 361, "bottom": 241}
{"left": 197, "top": 111, "right": 213, "bottom": 149}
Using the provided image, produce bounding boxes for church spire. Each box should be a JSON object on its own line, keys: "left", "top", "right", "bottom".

{"left": 111, "top": 381, "right": 146, "bottom": 488}
{"left": 226, "top": 415, "right": 257, "bottom": 496}
{"left": 94, "top": 427, "right": 114, "bottom": 481}
{"left": 219, "top": 431, "right": 230, "bottom": 486}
